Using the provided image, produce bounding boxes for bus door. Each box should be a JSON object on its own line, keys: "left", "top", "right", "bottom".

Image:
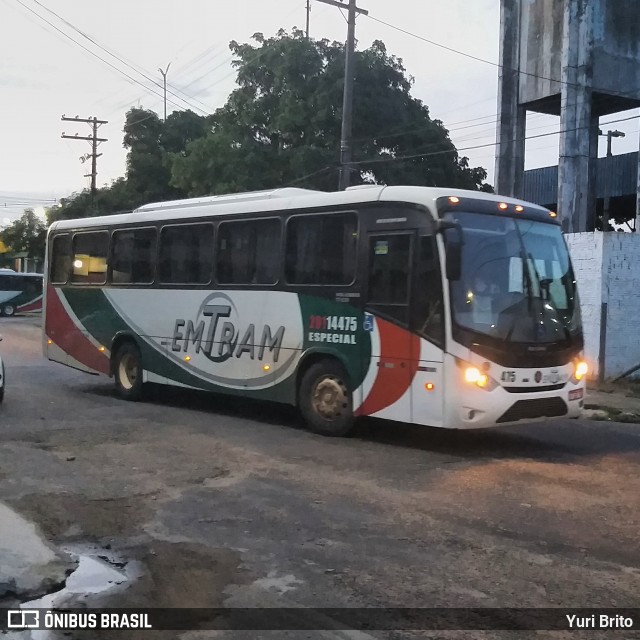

{"left": 409, "top": 235, "right": 444, "bottom": 427}
{"left": 358, "top": 231, "right": 416, "bottom": 422}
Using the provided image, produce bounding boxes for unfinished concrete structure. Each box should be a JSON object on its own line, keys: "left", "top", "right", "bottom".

{"left": 495, "top": 0, "right": 640, "bottom": 232}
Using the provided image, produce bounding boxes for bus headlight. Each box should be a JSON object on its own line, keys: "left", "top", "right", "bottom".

{"left": 572, "top": 360, "right": 588, "bottom": 382}
{"left": 463, "top": 366, "right": 497, "bottom": 391}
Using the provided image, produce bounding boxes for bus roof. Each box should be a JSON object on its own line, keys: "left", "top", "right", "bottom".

{"left": 48, "top": 185, "right": 550, "bottom": 231}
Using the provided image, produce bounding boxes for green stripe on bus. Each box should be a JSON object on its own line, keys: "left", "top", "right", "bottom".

{"left": 61, "top": 288, "right": 299, "bottom": 402}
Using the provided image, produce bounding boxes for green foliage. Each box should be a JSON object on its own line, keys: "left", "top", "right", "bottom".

{"left": 171, "top": 29, "right": 491, "bottom": 195}
{"left": 0, "top": 209, "right": 47, "bottom": 259}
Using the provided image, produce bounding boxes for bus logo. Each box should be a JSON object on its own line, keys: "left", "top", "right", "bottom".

{"left": 170, "top": 293, "right": 285, "bottom": 363}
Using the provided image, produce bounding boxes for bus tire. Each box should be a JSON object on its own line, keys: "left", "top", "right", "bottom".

{"left": 114, "top": 342, "right": 144, "bottom": 401}
{"left": 0, "top": 361, "right": 4, "bottom": 403}
{"left": 2, "top": 304, "right": 15, "bottom": 317}
{"left": 299, "top": 360, "right": 354, "bottom": 437}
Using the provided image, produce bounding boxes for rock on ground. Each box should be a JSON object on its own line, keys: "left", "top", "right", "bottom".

{"left": 0, "top": 503, "right": 76, "bottom": 601}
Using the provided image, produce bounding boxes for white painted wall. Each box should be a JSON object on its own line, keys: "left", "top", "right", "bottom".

{"left": 565, "top": 232, "right": 603, "bottom": 376}
{"left": 566, "top": 232, "right": 640, "bottom": 379}
{"left": 601, "top": 233, "right": 640, "bottom": 378}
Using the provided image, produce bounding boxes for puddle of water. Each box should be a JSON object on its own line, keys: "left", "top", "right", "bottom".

{"left": 7, "top": 545, "right": 139, "bottom": 640}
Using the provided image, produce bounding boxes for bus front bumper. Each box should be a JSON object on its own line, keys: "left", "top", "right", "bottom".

{"left": 450, "top": 383, "right": 585, "bottom": 429}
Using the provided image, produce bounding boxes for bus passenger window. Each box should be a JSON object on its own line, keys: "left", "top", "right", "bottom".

{"left": 71, "top": 232, "right": 109, "bottom": 285}
{"left": 159, "top": 224, "right": 213, "bottom": 284}
{"left": 216, "top": 219, "right": 280, "bottom": 285}
{"left": 111, "top": 228, "right": 157, "bottom": 285}
{"left": 285, "top": 212, "right": 357, "bottom": 285}
{"left": 51, "top": 235, "right": 72, "bottom": 284}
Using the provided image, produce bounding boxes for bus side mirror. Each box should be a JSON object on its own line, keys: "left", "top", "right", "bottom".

{"left": 437, "top": 220, "right": 463, "bottom": 282}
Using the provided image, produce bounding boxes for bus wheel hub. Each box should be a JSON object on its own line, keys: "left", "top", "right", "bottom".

{"left": 313, "top": 377, "right": 346, "bottom": 419}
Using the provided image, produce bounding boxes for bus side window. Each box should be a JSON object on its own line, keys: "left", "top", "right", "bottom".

{"left": 216, "top": 219, "right": 280, "bottom": 285}
{"left": 159, "top": 224, "right": 213, "bottom": 285}
{"left": 50, "top": 235, "right": 72, "bottom": 284}
{"left": 72, "top": 232, "right": 109, "bottom": 285}
{"left": 413, "top": 235, "right": 444, "bottom": 345}
{"left": 111, "top": 228, "right": 157, "bottom": 285}
{"left": 23, "top": 277, "right": 37, "bottom": 294}
{"left": 285, "top": 212, "right": 356, "bottom": 285}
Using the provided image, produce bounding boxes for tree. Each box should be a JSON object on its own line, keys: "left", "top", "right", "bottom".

{"left": 47, "top": 178, "right": 134, "bottom": 224}
{"left": 171, "top": 29, "right": 491, "bottom": 195}
{"left": 125, "top": 107, "right": 213, "bottom": 203}
{"left": 0, "top": 209, "right": 47, "bottom": 259}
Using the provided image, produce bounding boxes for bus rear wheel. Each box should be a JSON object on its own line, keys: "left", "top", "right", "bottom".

{"left": 2, "top": 304, "right": 15, "bottom": 317}
{"left": 299, "top": 360, "right": 354, "bottom": 437}
{"left": 114, "top": 342, "right": 144, "bottom": 401}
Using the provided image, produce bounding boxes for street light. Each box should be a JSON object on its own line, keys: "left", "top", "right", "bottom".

{"left": 598, "top": 129, "right": 626, "bottom": 229}
{"left": 598, "top": 128, "right": 626, "bottom": 157}
{"left": 158, "top": 63, "right": 171, "bottom": 122}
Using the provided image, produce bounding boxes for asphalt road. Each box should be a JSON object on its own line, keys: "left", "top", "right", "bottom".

{"left": 1, "top": 316, "right": 639, "bottom": 639}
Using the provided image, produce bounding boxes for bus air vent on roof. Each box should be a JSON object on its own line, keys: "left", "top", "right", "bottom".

{"left": 133, "top": 187, "right": 322, "bottom": 213}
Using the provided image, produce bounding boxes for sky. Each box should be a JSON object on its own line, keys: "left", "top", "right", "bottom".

{"left": 0, "top": 0, "right": 638, "bottom": 225}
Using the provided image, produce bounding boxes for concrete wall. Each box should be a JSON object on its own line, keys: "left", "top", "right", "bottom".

{"left": 592, "top": 0, "right": 640, "bottom": 98}
{"left": 566, "top": 232, "right": 640, "bottom": 379}
{"left": 518, "top": 0, "right": 563, "bottom": 106}
{"left": 516, "top": 0, "right": 640, "bottom": 108}
{"left": 601, "top": 233, "right": 640, "bottom": 377}
{"left": 565, "top": 233, "right": 604, "bottom": 375}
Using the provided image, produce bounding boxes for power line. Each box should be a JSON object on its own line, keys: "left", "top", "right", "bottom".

{"left": 285, "top": 164, "right": 336, "bottom": 186}
{"left": 12, "top": 0, "right": 201, "bottom": 114}
{"left": 349, "top": 112, "right": 640, "bottom": 167}
{"left": 348, "top": 92, "right": 637, "bottom": 151}
{"left": 27, "top": 0, "right": 210, "bottom": 116}
{"left": 108, "top": 1, "right": 306, "bottom": 114}
{"left": 365, "top": 13, "right": 640, "bottom": 103}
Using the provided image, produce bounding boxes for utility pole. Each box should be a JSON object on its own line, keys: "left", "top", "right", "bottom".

{"left": 316, "top": 0, "right": 368, "bottom": 190}
{"left": 61, "top": 115, "right": 108, "bottom": 197}
{"left": 159, "top": 63, "right": 171, "bottom": 121}
{"left": 598, "top": 129, "right": 626, "bottom": 230}
{"left": 306, "top": 0, "right": 311, "bottom": 38}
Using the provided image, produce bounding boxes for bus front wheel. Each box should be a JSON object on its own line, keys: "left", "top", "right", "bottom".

{"left": 299, "top": 360, "right": 354, "bottom": 437}
{"left": 2, "top": 304, "right": 15, "bottom": 317}
{"left": 114, "top": 342, "right": 144, "bottom": 401}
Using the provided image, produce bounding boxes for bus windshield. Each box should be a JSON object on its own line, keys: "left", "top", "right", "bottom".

{"left": 448, "top": 212, "right": 581, "bottom": 344}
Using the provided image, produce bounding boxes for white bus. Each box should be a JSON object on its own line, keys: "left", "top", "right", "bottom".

{"left": 43, "top": 186, "right": 587, "bottom": 436}
{"left": 0, "top": 270, "right": 43, "bottom": 316}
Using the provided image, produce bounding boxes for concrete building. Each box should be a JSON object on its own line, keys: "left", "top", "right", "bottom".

{"left": 495, "top": 0, "right": 640, "bottom": 233}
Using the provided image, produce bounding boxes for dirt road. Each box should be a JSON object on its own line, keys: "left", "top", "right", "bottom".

{"left": 1, "top": 317, "right": 639, "bottom": 639}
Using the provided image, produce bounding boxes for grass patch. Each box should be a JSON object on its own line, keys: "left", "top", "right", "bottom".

{"left": 590, "top": 378, "right": 640, "bottom": 398}
{"left": 587, "top": 405, "right": 640, "bottom": 423}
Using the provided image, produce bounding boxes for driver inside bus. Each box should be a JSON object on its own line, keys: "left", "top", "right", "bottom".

{"left": 467, "top": 273, "right": 500, "bottom": 326}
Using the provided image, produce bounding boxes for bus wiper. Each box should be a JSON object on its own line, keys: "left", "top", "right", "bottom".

{"left": 503, "top": 251, "right": 532, "bottom": 342}
{"left": 527, "top": 254, "right": 571, "bottom": 341}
